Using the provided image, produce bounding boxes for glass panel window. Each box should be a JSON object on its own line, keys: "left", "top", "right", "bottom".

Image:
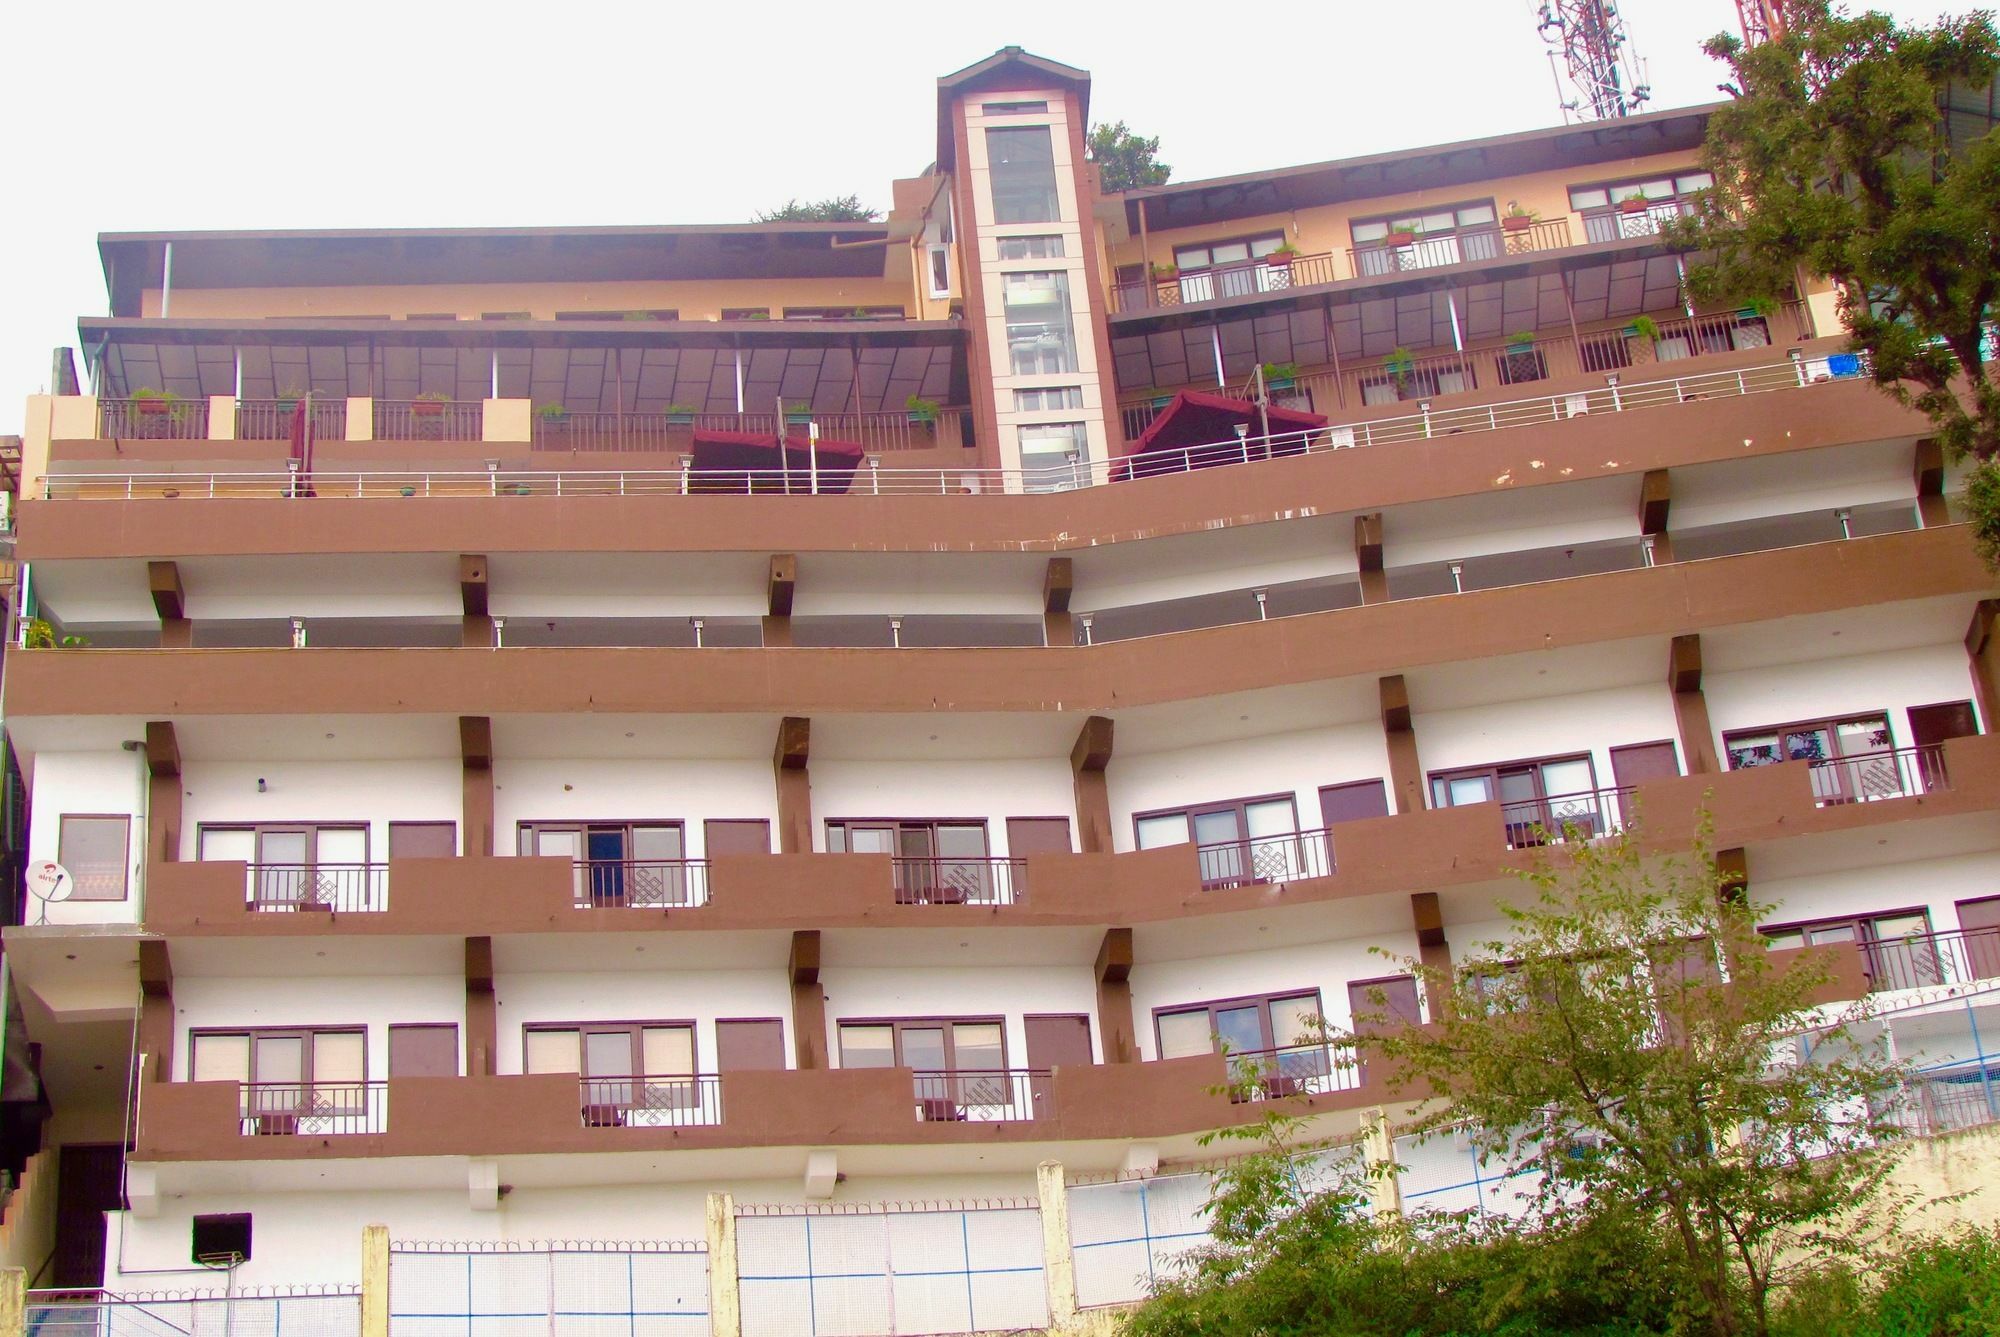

{"left": 1015, "top": 387, "right": 1085, "bottom": 411}
{"left": 1135, "top": 813, "right": 1190, "bottom": 849}
{"left": 1003, "top": 271, "right": 1077, "bottom": 375}
{"left": 525, "top": 1029, "right": 581, "bottom": 1075}
{"left": 642, "top": 1026, "right": 695, "bottom": 1076}
{"left": 997, "top": 235, "right": 1065, "bottom": 260}
{"left": 59, "top": 816, "right": 130, "bottom": 901}
{"left": 191, "top": 1033, "right": 250, "bottom": 1084}
{"left": 312, "top": 1032, "right": 365, "bottom": 1084}
{"left": 1018, "top": 422, "right": 1090, "bottom": 493}
{"left": 1156, "top": 1010, "right": 1213, "bottom": 1060}
{"left": 1539, "top": 758, "right": 1595, "bottom": 799}
{"left": 255, "top": 1035, "right": 304, "bottom": 1085}
{"left": 986, "top": 126, "right": 1061, "bottom": 224}
{"left": 584, "top": 1031, "right": 634, "bottom": 1078}
{"left": 951, "top": 1022, "right": 1004, "bottom": 1070}
{"left": 1267, "top": 995, "right": 1321, "bottom": 1048}
{"left": 899, "top": 1027, "right": 948, "bottom": 1071}
{"left": 838, "top": 1025, "right": 896, "bottom": 1068}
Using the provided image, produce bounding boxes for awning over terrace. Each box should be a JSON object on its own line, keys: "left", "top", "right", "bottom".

{"left": 688, "top": 428, "right": 865, "bottom": 494}
{"left": 1118, "top": 390, "right": 1327, "bottom": 478}
{"left": 76, "top": 317, "right": 967, "bottom": 418}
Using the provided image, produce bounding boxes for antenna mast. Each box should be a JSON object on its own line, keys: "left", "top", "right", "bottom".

{"left": 1538, "top": 0, "right": 1652, "bottom": 122}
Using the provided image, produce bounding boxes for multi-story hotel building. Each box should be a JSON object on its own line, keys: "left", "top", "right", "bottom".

{"left": 1, "top": 45, "right": 1997, "bottom": 1327}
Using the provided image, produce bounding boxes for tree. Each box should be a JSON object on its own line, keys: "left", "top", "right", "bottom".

{"left": 1669, "top": 3, "right": 2000, "bottom": 562}
{"left": 1358, "top": 818, "right": 1910, "bottom": 1337}
{"left": 1087, "top": 121, "right": 1171, "bottom": 193}
{"left": 752, "top": 195, "right": 879, "bottom": 223}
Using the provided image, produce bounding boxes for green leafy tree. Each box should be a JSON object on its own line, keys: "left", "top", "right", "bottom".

{"left": 752, "top": 195, "right": 880, "bottom": 223}
{"left": 1360, "top": 817, "right": 1910, "bottom": 1337}
{"left": 1087, "top": 121, "right": 1172, "bottom": 192}
{"left": 1669, "top": 2, "right": 2000, "bottom": 561}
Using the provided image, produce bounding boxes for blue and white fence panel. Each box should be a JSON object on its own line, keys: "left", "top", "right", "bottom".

{"left": 26, "top": 1290, "right": 361, "bottom": 1337}
{"left": 387, "top": 1240, "right": 709, "bottom": 1337}
{"left": 1067, "top": 1169, "right": 1214, "bottom": 1309}
{"left": 1394, "top": 1125, "right": 1545, "bottom": 1220}
{"left": 734, "top": 1200, "right": 1047, "bottom": 1337}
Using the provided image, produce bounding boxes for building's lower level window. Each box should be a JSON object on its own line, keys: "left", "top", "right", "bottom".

{"left": 1018, "top": 422, "right": 1089, "bottom": 491}
{"left": 838, "top": 1018, "right": 1006, "bottom": 1072}
{"left": 58, "top": 814, "right": 130, "bottom": 901}
{"left": 1155, "top": 991, "right": 1323, "bottom": 1063}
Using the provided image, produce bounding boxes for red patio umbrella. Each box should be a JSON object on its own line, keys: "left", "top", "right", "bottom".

{"left": 1119, "top": 390, "right": 1327, "bottom": 480}
{"left": 688, "top": 428, "right": 865, "bottom": 494}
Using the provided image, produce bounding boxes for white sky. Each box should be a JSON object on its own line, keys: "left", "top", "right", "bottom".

{"left": 0, "top": 0, "right": 1966, "bottom": 433}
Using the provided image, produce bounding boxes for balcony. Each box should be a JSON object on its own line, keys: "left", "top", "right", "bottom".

{"left": 572, "top": 858, "right": 711, "bottom": 909}
{"left": 892, "top": 856, "right": 1025, "bottom": 906}
{"left": 245, "top": 862, "right": 388, "bottom": 913}
{"left": 237, "top": 1080, "right": 386, "bottom": 1137}
{"left": 1860, "top": 927, "right": 2000, "bottom": 993}
{"left": 534, "top": 409, "right": 968, "bottom": 455}
{"left": 97, "top": 396, "right": 210, "bottom": 440}
{"left": 1345, "top": 219, "right": 1573, "bottom": 280}
{"left": 373, "top": 399, "right": 486, "bottom": 441}
{"left": 1804, "top": 744, "right": 1950, "bottom": 806}
{"left": 1498, "top": 787, "right": 1636, "bottom": 851}
{"left": 1194, "top": 827, "right": 1334, "bottom": 890}
{"left": 912, "top": 1069, "right": 1045, "bottom": 1122}
{"left": 578, "top": 1073, "right": 724, "bottom": 1128}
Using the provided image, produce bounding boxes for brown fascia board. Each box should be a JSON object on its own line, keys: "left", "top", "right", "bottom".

{"left": 1121, "top": 103, "right": 1717, "bottom": 233}
{"left": 9, "top": 528, "right": 1986, "bottom": 723}
{"left": 935, "top": 46, "right": 1092, "bottom": 168}
{"left": 77, "top": 316, "right": 966, "bottom": 353}
{"left": 98, "top": 223, "right": 898, "bottom": 316}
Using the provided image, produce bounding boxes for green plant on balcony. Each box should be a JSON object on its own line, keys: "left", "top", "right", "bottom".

{"left": 622, "top": 311, "right": 655, "bottom": 322}
{"left": 1506, "top": 329, "right": 1537, "bottom": 350}
{"left": 274, "top": 386, "right": 308, "bottom": 412}
{"left": 22, "top": 619, "right": 87, "bottom": 649}
{"left": 1384, "top": 347, "right": 1417, "bottom": 385}
{"left": 1503, "top": 201, "right": 1539, "bottom": 234}
{"left": 129, "top": 387, "right": 188, "bottom": 419}
{"left": 905, "top": 394, "right": 941, "bottom": 426}
{"left": 1384, "top": 223, "right": 1420, "bottom": 247}
{"left": 783, "top": 402, "right": 813, "bottom": 426}
{"left": 1150, "top": 262, "right": 1179, "bottom": 280}
{"left": 411, "top": 391, "right": 453, "bottom": 418}
{"left": 535, "top": 402, "right": 568, "bottom": 423}
{"left": 1260, "top": 362, "right": 1301, "bottom": 391}
{"left": 663, "top": 403, "right": 697, "bottom": 426}
{"left": 1627, "top": 315, "right": 1663, "bottom": 342}
{"left": 1741, "top": 294, "right": 1781, "bottom": 319}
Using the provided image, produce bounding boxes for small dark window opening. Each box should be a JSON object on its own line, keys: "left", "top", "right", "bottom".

{"left": 984, "top": 101, "right": 1048, "bottom": 114}
{"left": 192, "top": 1212, "right": 252, "bottom": 1263}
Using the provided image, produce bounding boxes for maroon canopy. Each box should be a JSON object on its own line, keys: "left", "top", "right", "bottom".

{"left": 688, "top": 428, "right": 865, "bottom": 494}
{"left": 1121, "top": 390, "right": 1328, "bottom": 479}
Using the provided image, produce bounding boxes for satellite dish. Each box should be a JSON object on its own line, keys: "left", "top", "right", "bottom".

{"left": 28, "top": 863, "right": 72, "bottom": 921}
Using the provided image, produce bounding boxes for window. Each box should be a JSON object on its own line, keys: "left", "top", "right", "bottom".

{"left": 197, "top": 823, "right": 370, "bottom": 909}
{"left": 1168, "top": 233, "right": 1291, "bottom": 302}
{"left": 1002, "top": 271, "right": 1078, "bottom": 375}
{"left": 997, "top": 235, "right": 1066, "bottom": 260}
{"left": 1018, "top": 422, "right": 1090, "bottom": 492}
{"left": 1154, "top": 991, "right": 1328, "bottom": 1095}
{"left": 1763, "top": 908, "right": 1938, "bottom": 991}
{"left": 781, "top": 306, "right": 905, "bottom": 321}
{"left": 983, "top": 100, "right": 1048, "bottom": 115}
{"left": 1429, "top": 754, "right": 1601, "bottom": 846}
{"left": 1569, "top": 172, "right": 1713, "bottom": 241}
{"left": 517, "top": 822, "right": 691, "bottom": 907}
{"left": 927, "top": 244, "right": 952, "bottom": 298}
{"left": 986, "top": 126, "right": 1061, "bottom": 224}
{"left": 1014, "top": 387, "right": 1085, "bottom": 411}
{"left": 58, "top": 815, "right": 130, "bottom": 901}
{"left": 840, "top": 1017, "right": 1012, "bottom": 1120}
{"left": 827, "top": 820, "right": 994, "bottom": 903}
{"left": 1723, "top": 714, "right": 1902, "bottom": 804}
{"left": 190, "top": 1027, "right": 367, "bottom": 1131}
{"left": 1350, "top": 202, "right": 1500, "bottom": 275}
{"left": 556, "top": 309, "right": 679, "bottom": 322}
{"left": 525, "top": 1022, "right": 698, "bottom": 1125}
{"left": 1134, "top": 795, "right": 1305, "bottom": 888}
{"left": 720, "top": 308, "right": 771, "bottom": 322}
{"left": 192, "top": 1214, "right": 252, "bottom": 1265}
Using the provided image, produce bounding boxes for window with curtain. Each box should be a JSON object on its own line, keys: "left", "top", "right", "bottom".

{"left": 59, "top": 815, "right": 130, "bottom": 901}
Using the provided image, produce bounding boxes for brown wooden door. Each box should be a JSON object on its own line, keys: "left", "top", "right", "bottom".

{"left": 1318, "top": 780, "right": 1389, "bottom": 827}
{"left": 389, "top": 822, "right": 457, "bottom": 859}
{"left": 1910, "top": 700, "right": 1979, "bottom": 791}
{"left": 1005, "top": 817, "right": 1073, "bottom": 855}
{"left": 1024, "top": 1014, "right": 1094, "bottom": 1069}
{"left": 716, "top": 1019, "right": 787, "bottom": 1071}
{"left": 1957, "top": 896, "right": 2000, "bottom": 981}
{"left": 388, "top": 1024, "right": 459, "bottom": 1077}
{"left": 52, "top": 1144, "right": 125, "bottom": 1287}
{"left": 1610, "top": 740, "right": 1682, "bottom": 789}
{"left": 703, "top": 820, "right": 772, "bottom": 856}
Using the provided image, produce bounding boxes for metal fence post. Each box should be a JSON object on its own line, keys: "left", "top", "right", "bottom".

{"left": 706, "top": 1193, "right": 741, "bottom": 1337}
{"left": 1361, "top": 1107, "right": 1403, "bottom": 1218}
{"left": 361, "top": 1224, "right": 390, "bottom": 1337}
{"left": 1035, "top": 1160, "right": 1079, "bottom": 1331}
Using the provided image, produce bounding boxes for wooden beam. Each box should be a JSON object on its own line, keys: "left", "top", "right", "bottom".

{"left": 1638, "top": 470, "right": 1672, "bottom": 535}
{"left": 1069, "top": 716, "right": 1114, "bottom": 773}
{"left": 1667, "top": 634, "right": 1703, "bottom": 695}
{"left": 1071, "top": 716, "right": 1115, "bottom": 853}
{"left": 767, "top": 554, "right": 797, "bottom": 618}
{"left": 459, "top": 554, "right": 489, "bottom": 618}
{"left": 789, "top": 928, "right": 822, "bottom": 986}
{"left": 1379, "top": 675, "right": 1422, "bottom": 814}
{"left": 465, "top": 936, "right": 497, "bottom": 1076}
{"left": 1094, "top": 927, "right": 1138, "bottom": 1063}
{"left": 1355, "top": 513, "right": 1387, "bottom": 604}
{"left": 1668, "top": 636, "right": 1720, "bottom": 775}
{"left": 1410, "top": 892, "right": 1453, "bottom": 1020}
{"left": 460, "top": 716, "right": 495, "bottom": 856}
{"left": 774, "top": 716, "right": 811, "bottom": 771}
{"left": 147, "top": 561, "right": 185, "bottom": 622}
{"left": 774, "top": 717, "right": 813, "bottom": 854}
{"left": 1715, "top": 847, "right": 1749, "bottom": 903}
{"left": 789, "top": 930, "right": 829, "bottom": 1070}
{"left": 1094, "top": 925, "right": 1134, "bottom": 984}
{"left": 138, "top": 939, "right": 173, "bottom": 997}
{"left": 459, "top": 715, "right": 494, "bottom": 770}
{"left": 143, "top": 720, "right": 180, "bottom": 779}
{"left": 1378, "top": 674, "right": 1412, "bottom": 733}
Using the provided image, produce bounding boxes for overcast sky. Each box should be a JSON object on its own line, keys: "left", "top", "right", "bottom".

{"left": 0, "top": 0, "right": 1969, "bottom": 434}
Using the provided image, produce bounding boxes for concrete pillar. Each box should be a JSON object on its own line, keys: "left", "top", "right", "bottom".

{"left": 206, "top": 395, "right": 236, "bottom": 442}
{"left": 346, "top": 397, "right": 373, "bottom": 441}
{"left": 1035, "top": 1161, "right": 1079, "bottom": 1329}
{"left": 460, "top": 717, "right": 495, "bottom": 856}
{"left": 1043, "top": 558, "right": 1075, "bottom": 646}
{"left": 1379, "top": 676, "right": 1423, "bottom": 814}
{"left": 1070, "top": 717, "right": 1114, "bottom": 853}
{"left": 144, "top": 721, "right": 182, "bottom": 872}
{"left": 706, "top": 1192, "right": 742, "bottom": 1337}
{"left": 790, "top": 930, "right": 828, "bottom": 1070}
{"left": 1966, "top": 600, "right": 2000, "bottom": 729}
{"left": 466, "top": 937, "right": 497, "bottom": 1076}
{"left": 1094, "top": 928, "right": 1137, "bottom": 1063}
{"left": 1667, "top": 636, "right": 1720, "bottom": 775}
{"left": 1914, "top": 439, "right": 1948, "bottom": 527}
{"left": 1639, "top": 469, "right": 1674, "bottom": 563}
{"left": 764, "top": 555, "right": 796, "bottom": 648}
{"left": 1360, "top": 1108, "right": 1403, "bottom": 1218}
{"left": 138, "top": 940, "right": 173, "bottom": 1084}
{"left": 774, "top": 718, "right": 812, "bottom": 854}
{"left": 360, "top": 1225, "right": 390, "bottom": 1337}
{"left": 460, "top": 555, "right": 492, "bottom": 649}
{"left": 1354, "top": 514, "right": 1386, "bottom": 604}
{"left": 150, "top": 561, "right": 191, "bottom": 648}
{"left": 1411, "top": 892, "right": 1453, "bottom": 1020}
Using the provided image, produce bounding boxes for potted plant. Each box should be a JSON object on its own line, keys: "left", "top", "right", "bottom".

{"left": 1384, "top": 223, "right": 1419, "bottom": 247}
{"left": 622, "top": 310, "right": 656, "bottom": 322}
{"left": 535, "top": 402, "right": 568, "bottom": 424}
{"left": 130, "top": 387, "right": 181, "bottom": 417}
{"left": 663, "top": 402, "right": 697, "bottom": 427}
{"left": 1150, "top": 262, "right": 1178, "bottom": 281}
{"left": 1506, "top": 329, "right": 1536, "bottom": 352}
{"left": 1740, "top": 295, "right": 1781, "bottom": 319}
{"left": 275, "top": 386, "right": 308, "bottom": 413}
{"left": 783, "top": 402, "right": 813, "bottom": 426}
{"left": 1261, "top": 362, "right": 1301, "bottom": 392}
{"left": 22, "top": 619, "right": 87, "bottom": 649}
{"left": 905, "top": 394, "right": 941, "bottom": 426}
{"left": 1627, "top": 315, "right": 1663, "bottom": 341}
{"left": 1384, "top": 347, "right": 1417, "bottom": 384}
{"left": 1619, "top": 195, "right": 1653, "bottom": 215}
{"left": 411, "top": 392, "right": 452, "bottom": 418}
{"left": 1502, "top": 202, "right": 1538, "bottom": 234}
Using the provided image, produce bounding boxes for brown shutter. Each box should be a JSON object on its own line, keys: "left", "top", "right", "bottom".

{"left": 1610, "top": 740, "right": 1682, "bottom": 789}
{"left": 703, "top": 820, "right": 772, "bottom": 856}
{"left": 1004, "top": 817, "right": 1073, "bottom": 855}
{"left": 716, "top": 1019, "right": 787, "bottom": 1071}
{"left": 1318, "top": 780, "right": 1389, "bottom": 828}
{"left": 388, "top": 1024, "right": 460, "bottom": 1077}
{"left": 1024, "top": 1013, "right": 1094, "bottom": 1069}
{"left": 389, "top": 822, "right": 458, "bottom": 859}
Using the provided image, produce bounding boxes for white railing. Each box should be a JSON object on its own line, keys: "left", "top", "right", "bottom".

{"left": 43, "top": 354, "right": 1862, "bottom": 503}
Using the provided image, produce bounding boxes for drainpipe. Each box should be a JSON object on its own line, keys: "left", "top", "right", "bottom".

{"left": 159, "top": 242, "right": 174, "bottom": 318}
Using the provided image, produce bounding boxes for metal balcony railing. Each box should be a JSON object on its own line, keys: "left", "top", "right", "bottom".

{"left": 245, "top": 863, "right": 388, "bottom": 913}
{"left": 1881, "top": 1064, "right": 2000, "bottom": 1136}
{"left": 238, "top": 1080, "right": 386, "bottom": 1136}
{"left": 1224, "top": 1042, "right": 1362, "bottom": 1100}
{"left": 1114, "top": 253, "right": 1339, "bottom": 313}
{"left": 374, "top": 400, "right": 484, "bottom": 441}
{"left": 1580, "top": 199, "right": 1696, "bottom": 243}
{"left": 579, "top": 1073, "right": 723, "bottom": 1128}
{"left": 533, "top": 410, "right": 960, "bottom": 454}
{"left": 1861, "top": 926, "right": 2000, "bottom": 992}
{"left": 572, "top": 858, "right": 710, "bottom": 909}
{"left": 1196, "top": 828, "right": 1334, "bottom": 890}
{"left": 98, "top": 396, "right": 209, "bottom": 440}
{"left": 236, "top": 398, "right": 348, "bottom": 441}
{"left": 1500, "top": 788, "right": 1637, "bottom": 850}
{"left": 1805, "top": 744, "right": 1950, "bottom": 806}
{"left": 911, "top": 1068, "right": 1047, "bottom": 1122}
{"left": 891, "top": 856, "right": 1025, "bottom": 906}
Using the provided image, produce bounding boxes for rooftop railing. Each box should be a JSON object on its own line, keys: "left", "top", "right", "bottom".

{"left": 43, "top": 351, "right": 1864, "bottom": 502}
{"left": 373, "top": 399, "right": 484, "bottom": 441}
{"left": 236, "top": 398, "right": 349, "bottom": 441}
{"left": 533, "top": 409, "right": 962, "bottom": 454}
{"left": 98, "top": 396, "right": 209, "bottom": 440}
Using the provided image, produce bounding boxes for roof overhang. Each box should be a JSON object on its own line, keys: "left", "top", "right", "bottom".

{"left": 936, "top": 47, "right": 1092, "bottom": 169}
